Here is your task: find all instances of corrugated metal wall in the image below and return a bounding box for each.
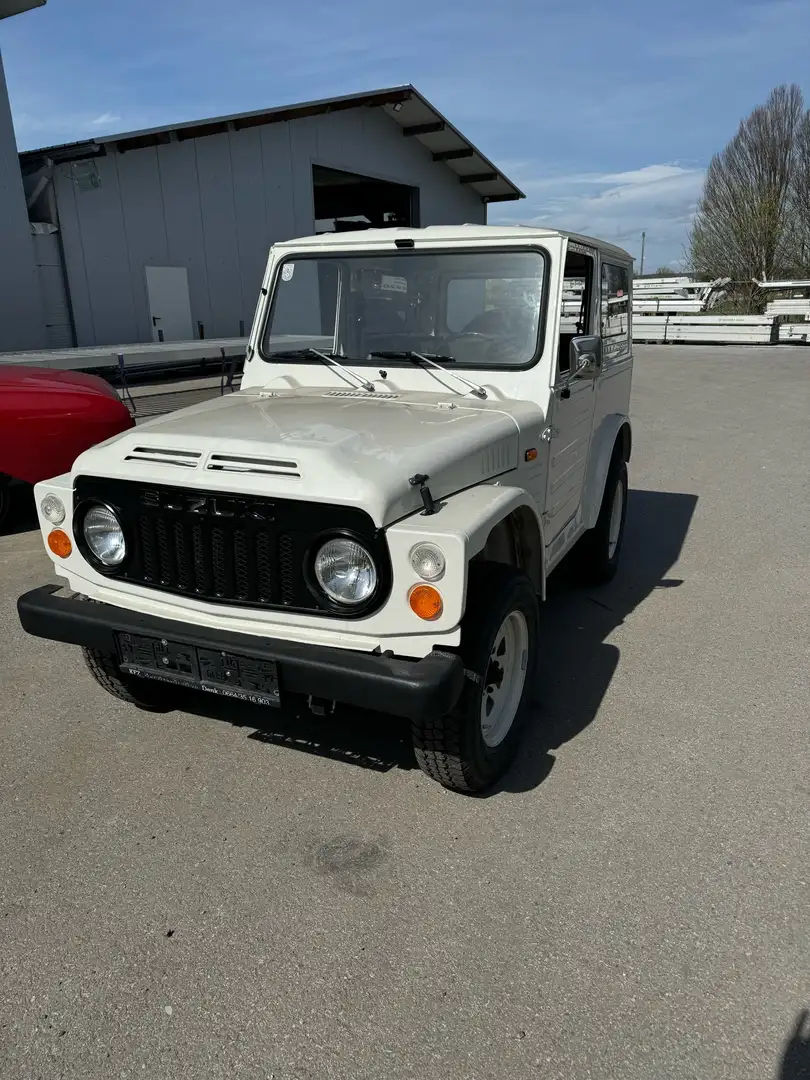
[32,227,74,348]
[53,106,486,347]
[0,51,47,351]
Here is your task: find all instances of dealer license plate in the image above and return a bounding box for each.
[116,632,280,707]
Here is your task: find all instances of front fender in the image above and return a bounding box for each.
[581,413,631,530]
[386,484,546,623]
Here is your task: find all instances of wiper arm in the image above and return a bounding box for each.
[370,351,487,400]
[267,348,374,393]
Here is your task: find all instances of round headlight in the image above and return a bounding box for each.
[83,504,126,567]
[41,494,66,526]
[410,543,445,582]
[314,538,377,605]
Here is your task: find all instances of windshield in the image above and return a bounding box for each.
[261,249,546,369]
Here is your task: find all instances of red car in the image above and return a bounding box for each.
[0,366,134,531]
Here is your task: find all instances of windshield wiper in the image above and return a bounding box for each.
[266,348,374,393]
[370,350,487,400]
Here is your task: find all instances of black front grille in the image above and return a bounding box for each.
[73,477,391,618]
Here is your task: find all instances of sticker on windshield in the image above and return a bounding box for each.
[281,263,295,282]
[380,274,407,293]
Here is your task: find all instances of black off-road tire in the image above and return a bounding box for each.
[411,562,539,794]
[82,647,178,712]
[575,454,628,585]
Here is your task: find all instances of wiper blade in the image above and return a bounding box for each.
[369,350,487,400]
[371,349,457,363]
[267,348,374,392]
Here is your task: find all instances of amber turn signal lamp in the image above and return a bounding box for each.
[47,529,72,558]
[408,584,443,621]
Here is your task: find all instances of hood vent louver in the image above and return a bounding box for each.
[324,390,399,400]
[206,453,301,478]
[124,446,202,469]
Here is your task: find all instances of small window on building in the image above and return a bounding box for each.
[601,263,631,362]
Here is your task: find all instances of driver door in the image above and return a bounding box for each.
[543,244,599,548]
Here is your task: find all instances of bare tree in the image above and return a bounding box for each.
[790,110,810,275]
[689,85,805,290]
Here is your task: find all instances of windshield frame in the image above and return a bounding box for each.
[257,245,551,373]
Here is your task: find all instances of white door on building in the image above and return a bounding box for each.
[145,266,193,342]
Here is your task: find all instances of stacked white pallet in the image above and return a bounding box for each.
[633,315,774,345]
[634,298,706,314]
[634,276,692,293]
[755,278,810,291]
[634,277,730,307]
[765,298,810,317]
[778,323,810,343]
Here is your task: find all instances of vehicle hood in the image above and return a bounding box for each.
[74,387,525,525]
[0,364,121,400]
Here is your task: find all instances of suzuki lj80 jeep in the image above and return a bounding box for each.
[18,225,633,794]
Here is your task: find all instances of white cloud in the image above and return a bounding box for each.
[493,163,706,268]
[88,111,121,128]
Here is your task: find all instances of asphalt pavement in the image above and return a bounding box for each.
[1,344,809,1079]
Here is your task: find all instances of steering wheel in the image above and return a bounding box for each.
[451,329,529,366]
[451,331,490,343]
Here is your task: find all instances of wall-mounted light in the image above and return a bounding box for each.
[71,159,101,191]
[392,102,404,113]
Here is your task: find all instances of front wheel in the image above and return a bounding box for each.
[411,562,539,794]
[82,647,178,712]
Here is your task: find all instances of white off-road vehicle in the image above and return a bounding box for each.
[19,225,633,794]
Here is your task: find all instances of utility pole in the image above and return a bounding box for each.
[640,231,646,276]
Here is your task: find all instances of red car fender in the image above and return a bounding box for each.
[0,366,134,485]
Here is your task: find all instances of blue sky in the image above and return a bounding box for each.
[3,0,810,268]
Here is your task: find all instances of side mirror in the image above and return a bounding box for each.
[569,335,602,380]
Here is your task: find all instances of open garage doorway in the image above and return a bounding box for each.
[313,165,418,234]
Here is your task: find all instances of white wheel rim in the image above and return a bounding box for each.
[481,610,529,748]
[608,481,624,559]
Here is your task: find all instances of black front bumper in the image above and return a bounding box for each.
[17,585,464,721]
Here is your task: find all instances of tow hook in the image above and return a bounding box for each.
[308,695,336,716]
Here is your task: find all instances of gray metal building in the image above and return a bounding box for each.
[17,86,523,350]
[0,0,49,352]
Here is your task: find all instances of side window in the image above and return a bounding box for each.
[558,251,595,373]
[600,263,631,362]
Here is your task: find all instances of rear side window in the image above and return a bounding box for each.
[600,264,631,362]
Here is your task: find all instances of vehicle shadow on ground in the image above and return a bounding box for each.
[183,488,697,788]
[779,1010,810,1080]
[495,487,698,795]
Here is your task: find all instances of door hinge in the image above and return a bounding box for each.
[541,426,557,442]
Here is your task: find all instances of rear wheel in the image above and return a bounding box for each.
[575,455,628,585]
[411,562,539,794]
[82,647,178,712]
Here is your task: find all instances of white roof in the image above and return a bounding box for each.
[20,85,523,204]
[277,224,634,262]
